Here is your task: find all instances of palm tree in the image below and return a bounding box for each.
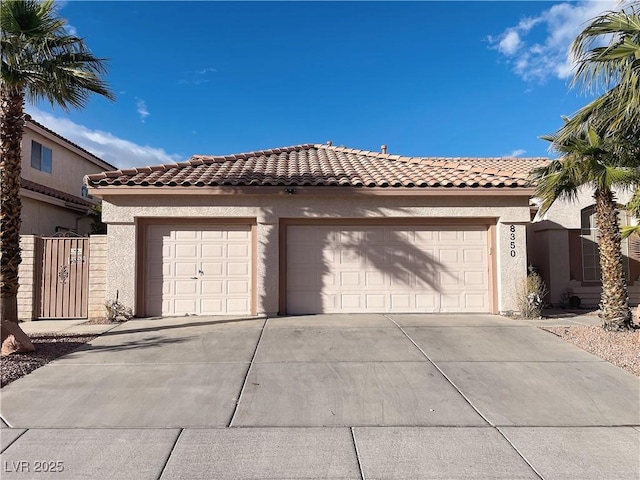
[531,126,640,331]
[1,0,113,349]
[556,2,640,143]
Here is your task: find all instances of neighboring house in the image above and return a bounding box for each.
[86,143,548,317]
[527,188,640,308]
[20,115,115,236]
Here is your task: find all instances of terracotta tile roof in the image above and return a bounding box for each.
[86,144,550,189]
[22,178,95,208]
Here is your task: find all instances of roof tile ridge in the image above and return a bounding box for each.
[320,144,422,164]
[190,144,317,164]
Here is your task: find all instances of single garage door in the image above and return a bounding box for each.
[286,225,489,314]
[145,224,252,316]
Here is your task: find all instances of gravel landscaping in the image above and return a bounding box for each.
[542,325,640,377]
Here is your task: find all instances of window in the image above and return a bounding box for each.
[31,141,52,173]
[580,205,630,282]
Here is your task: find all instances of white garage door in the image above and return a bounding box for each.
[286,225,489,314]
[145,225,252,316]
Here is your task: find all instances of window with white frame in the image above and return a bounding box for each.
[580,205,630,282]
[31,141,52,173]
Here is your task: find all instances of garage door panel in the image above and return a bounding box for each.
[175,244,197,258]
[465,271,487,287]
[228,244,249,258]
[200,298,223,314]
[465,293,487,309]
[202,262,224,276]
[287,225,489,314]
[226,298,250,314]
[174,230,197,240]
[365,271,385,286]
[174,280,197,295]
[390,294,411,310]
[175,262,198,276]
[365,294,386,309]
[228,280,250,294]
[145,224,252,316]
[227,262,249,276]
[202,244,223,258]
[416,294,436,309]
[201,280,224,294]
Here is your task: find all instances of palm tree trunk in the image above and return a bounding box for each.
[595,188,633,331]
[0,85,24,324]
[0,85,36,353]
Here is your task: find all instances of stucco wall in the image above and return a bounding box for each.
[100,193,533,316]
[21,195,93,236]
[21,127,108,198]
[533,187,635,229]
[531,186,639,306]
[17,236,39,321]
[88,235,108,320]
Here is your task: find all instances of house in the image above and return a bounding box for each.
[20,115,115,236]
[527,188,640,308]
[86,143,549,317]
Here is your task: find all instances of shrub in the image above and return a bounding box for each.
[516,266,548,319]
[104,292,133,322]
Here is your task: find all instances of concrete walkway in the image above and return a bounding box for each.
[1,314,638,479]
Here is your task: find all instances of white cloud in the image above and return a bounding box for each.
[26,107,184,169]
[488,0,625,83]
[179,67,217,85]
[497,30,522,55]
[136,98,150,123]
[506,149,527,157]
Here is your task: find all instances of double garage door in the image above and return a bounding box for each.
[144,223,490,316]
[286,225,490,314]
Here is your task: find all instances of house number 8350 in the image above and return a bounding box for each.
[509,225,516,257]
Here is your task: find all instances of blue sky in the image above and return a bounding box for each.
[28,1,625,169]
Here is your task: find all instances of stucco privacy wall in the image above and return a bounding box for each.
[101,194,531,315]
[87,235,108,319]
[17,236,38,321]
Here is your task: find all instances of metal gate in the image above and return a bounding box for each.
[39,236,90,319]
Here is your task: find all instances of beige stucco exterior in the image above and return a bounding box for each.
[99,192,532,316]
[528,187,640,306]
[20,119,114,235]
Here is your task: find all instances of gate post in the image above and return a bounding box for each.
[17,235,42,322]
[88,235,108,320]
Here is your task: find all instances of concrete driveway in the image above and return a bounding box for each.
[1,313,639,479]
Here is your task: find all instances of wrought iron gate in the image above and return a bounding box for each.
[39,236,90,319]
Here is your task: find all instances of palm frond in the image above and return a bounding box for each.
[1,0,114,108]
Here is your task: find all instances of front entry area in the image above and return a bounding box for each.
[144,224,253,316]
[285,224,491,314]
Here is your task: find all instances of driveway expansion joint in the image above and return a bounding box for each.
[350,427,366,480]
[228,317,269,427]
[156,428,183,480]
